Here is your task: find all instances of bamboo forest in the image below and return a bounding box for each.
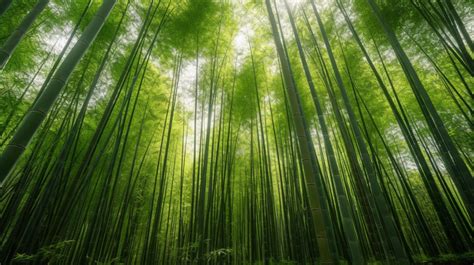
[0,0,473,264]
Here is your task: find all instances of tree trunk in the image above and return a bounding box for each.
[284,1,364,263]
[0,0,117,186]
[0,0,50,69]
[0,0,13,16]
[265,0,336,264]
[367,0,474,222]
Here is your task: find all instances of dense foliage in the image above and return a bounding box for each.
[0,0,472,264]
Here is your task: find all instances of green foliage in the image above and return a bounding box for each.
[12,240,75,264]
[0,0,472,264]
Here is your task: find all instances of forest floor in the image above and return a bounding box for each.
[413,251,474,265]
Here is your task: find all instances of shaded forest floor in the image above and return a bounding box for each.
[10,253,474,265]
[413,251,474,265]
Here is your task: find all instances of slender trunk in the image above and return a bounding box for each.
[311,2,409,263]
[0,0,13,16]
[284,2,364,264]
[265,1,336,263]
[367,0,474,222]
[0,0,117,186]
[0,0,50,69]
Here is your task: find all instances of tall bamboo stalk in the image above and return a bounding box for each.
[0,0,117,186]
[0,0,50,69]
[366,0,474,222]
[265,0,336,263]
[0,0,13,16]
